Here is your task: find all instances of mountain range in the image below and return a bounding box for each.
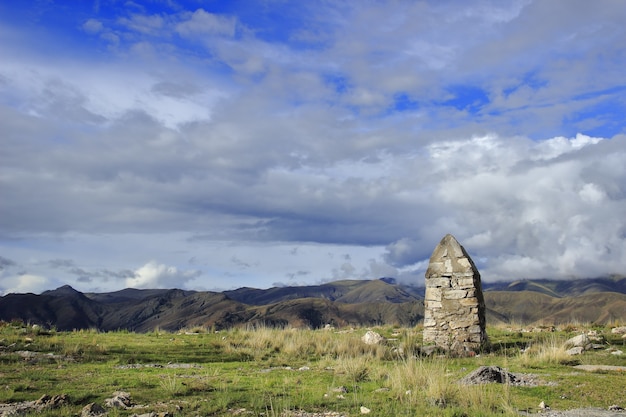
[1,276,625,332]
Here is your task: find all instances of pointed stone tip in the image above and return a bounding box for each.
[428,234,469,265]
[439,234,462,251]
[441,233,458,243]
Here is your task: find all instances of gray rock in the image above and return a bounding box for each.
[564,334,591,349]
[610,326,626,334]
[361,330,384,345]
[565,346,584,355]
[82,402,107,417]
[104,391,133,409]
[459,366,540,387]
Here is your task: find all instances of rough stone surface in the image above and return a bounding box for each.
[361,330,384,345]
[105,391,133,409]
[565,346,584,356]
[423,234,488,354]
[82,402,107,417]
[459,366,541,387]
[611,326,626,334]
[0,394,69,416]
[564,334,591,349]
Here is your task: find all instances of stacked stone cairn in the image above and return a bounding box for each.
[423,234,488,355]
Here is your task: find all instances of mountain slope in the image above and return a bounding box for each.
[485,291,626,324]
[1,277,626,331]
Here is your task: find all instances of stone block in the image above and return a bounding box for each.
[443,289,467,299]
[425,288,442,301]
[423,318,436,327]
[459,297,478,306]
[425,277,451,288]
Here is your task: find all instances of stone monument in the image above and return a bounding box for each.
[423,234,488,354]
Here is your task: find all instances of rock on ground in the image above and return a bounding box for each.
[361,330,384,345]
[520,408,625,417]
[610,326,626,334]
[459,366,540,386]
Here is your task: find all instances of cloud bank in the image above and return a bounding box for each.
[0,1,625,294]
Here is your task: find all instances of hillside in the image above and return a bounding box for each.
[1,277,625,331]
[483,274,626,297]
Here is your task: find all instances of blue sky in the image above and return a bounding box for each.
[1,0,625,294]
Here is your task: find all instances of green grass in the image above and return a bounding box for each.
[0,321,624,416]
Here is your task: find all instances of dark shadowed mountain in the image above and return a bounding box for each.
[1,276,625,331]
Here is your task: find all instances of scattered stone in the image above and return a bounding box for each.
[361,330,384,345]
[298,366,310,371]
[14,350,73,363]
[130,412,173,417]
[611,326,626,335]
[564,334,591,349]
[114,363,200,369]
[565,346,584,356]
[0,393,69,416]
[459,366,540,387]
[423,234,488,355]
[105,391,133,409]
[281,411,347,417]
[610,350,623,356]
[608,405,624,411]
[82,402,107,417]
[539,401,550,410]
[359,406,371,414]
[35,394,69,408]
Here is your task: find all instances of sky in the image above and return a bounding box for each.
[1,0,626,295]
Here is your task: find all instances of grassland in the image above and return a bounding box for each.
[0,321,624,416]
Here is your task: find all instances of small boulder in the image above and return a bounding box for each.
[459,366,518,385]
[563,334,591,349]
[82,403,107,417]
[105,391,133,409]
[361,330,384,345]
[611,326,626,334]
[565,346,584,355]
[35,394,69,409]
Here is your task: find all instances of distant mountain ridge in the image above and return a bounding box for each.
[1,276,625,331]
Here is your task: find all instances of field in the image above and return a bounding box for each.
[0,321,624,416]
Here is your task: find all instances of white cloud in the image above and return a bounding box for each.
[1,1,625,294]
[176,9,237,38]
[0,274,50,295]
[82,19,103,34]
[126,261,201,289]
[118,14,165,35]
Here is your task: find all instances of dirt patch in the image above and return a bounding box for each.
[573,365,626,372]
